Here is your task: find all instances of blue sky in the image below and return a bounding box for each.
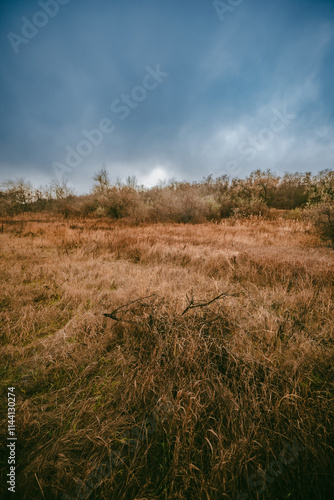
[0,0,333,193]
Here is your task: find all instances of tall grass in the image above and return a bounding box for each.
[0,216,333,499]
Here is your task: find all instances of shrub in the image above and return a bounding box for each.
[149,186,216,223]
[104,186,141,219]
[308,203,334,246]
[231,196,269,218]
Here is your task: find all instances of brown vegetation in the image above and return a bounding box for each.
[2,169,334,249]
[0,213,333,499]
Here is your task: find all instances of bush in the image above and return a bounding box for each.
[149,187,218,223]
[308,203,334,246]
[231,196,269,218]
[104,186,141,219]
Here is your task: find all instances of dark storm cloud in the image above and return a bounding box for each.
[0,0,333,192]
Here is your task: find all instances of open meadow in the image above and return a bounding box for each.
[0,214,333,499]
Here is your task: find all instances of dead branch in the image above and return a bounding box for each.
[103,293,157,321]
[181,290,240,315]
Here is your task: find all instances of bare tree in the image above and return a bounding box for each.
[50,177,74,200]
[92,167,111,194]
[0,178,34,214]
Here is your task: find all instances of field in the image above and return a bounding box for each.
[0,214,333,499]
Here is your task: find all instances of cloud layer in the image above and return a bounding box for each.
[1,0,333,193]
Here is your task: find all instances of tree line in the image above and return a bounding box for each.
[1,169,332,216]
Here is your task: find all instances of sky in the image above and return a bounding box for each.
[0,0,333,194]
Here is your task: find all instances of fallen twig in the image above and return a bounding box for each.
[103,293,157,321]
[181,290,240,315]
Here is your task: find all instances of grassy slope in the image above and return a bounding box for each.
[0,215,333,499]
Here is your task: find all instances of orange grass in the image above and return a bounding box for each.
[0,215,333,499]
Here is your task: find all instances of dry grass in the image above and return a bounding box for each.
[0,215,333,499]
